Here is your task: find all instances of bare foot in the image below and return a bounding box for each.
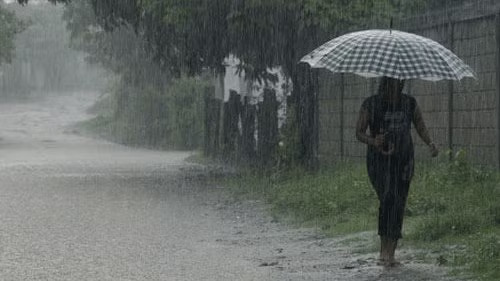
[376,258,401,267]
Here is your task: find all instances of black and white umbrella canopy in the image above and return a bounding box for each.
[300,29,476,81]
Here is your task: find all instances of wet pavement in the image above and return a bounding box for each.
[0,93,268,280]
[0,93,462,280]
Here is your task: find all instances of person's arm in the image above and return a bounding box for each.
[413,104,439,157]
[356,107,384,149]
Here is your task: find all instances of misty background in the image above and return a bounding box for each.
[0,0,108,99]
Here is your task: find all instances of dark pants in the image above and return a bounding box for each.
[367,154,413,240]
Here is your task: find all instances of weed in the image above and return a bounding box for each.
[220,150,500,280]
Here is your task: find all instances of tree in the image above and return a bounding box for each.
[17,0,431,166]
[15,0,431,76]
[63,0,164,83]
[62,0,208,150]
[73,0,430,167]
[0,3,24,66]
[63,0,170,120]
[1,1,106,97]
[225,0,429,167]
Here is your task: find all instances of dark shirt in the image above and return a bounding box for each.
[361,94,416,160]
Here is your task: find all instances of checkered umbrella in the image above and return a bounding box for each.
[300,29,475,81]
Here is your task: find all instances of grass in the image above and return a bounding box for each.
[223,163,378,232]
[219,150,500,281]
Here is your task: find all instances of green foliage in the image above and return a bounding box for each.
[81,77,208,150]
[17,0,69,4]
[1,2,107,97]
[61,0,435,166]
[63,0,432,81]
[224,163,377,233]
[276,108,302,169]
[410,211,480,242]
[273,165,375,224]
[468,234,500,281]
[406,151,500,280]
[64,0,165,85]
[15,0,431,82]
[0,4,24,66]
[447,149,493,184]
[164,78,208,149]
[222,150,500,280]
[408,150,499,240]
[65,0,207,150]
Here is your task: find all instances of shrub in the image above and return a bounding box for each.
[81,76,208,150]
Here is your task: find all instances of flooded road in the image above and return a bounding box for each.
[0,93,459,280]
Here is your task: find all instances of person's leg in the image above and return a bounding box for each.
[379,236,390,261]
[383,179,410,265]
[385,238,399,266]
[378,236,400,265]
[373,182,389,262]
[367,160,384,261]
[377,167,410,265]
[378,183,395,259]
[367,156,398,264]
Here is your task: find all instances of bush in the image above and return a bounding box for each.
[80,76,208,150]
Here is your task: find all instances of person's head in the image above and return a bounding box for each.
[378,77,405,99]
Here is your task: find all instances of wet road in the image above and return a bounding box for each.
[0,93,460,281]
[0,93,271,280]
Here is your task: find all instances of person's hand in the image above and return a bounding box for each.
[373,134,385,150]
[372,133,395,155]
[429,142,439,157]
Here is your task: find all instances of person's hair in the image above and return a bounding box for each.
[378,77,405,95]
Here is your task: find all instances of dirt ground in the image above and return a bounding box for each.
[187,162,465,281]
[0,92,466,280]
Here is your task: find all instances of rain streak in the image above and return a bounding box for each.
[0,0,498,280]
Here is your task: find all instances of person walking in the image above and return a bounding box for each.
[355,77,439,266]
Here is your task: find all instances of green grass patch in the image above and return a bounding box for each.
[220,150,500,281]
[223,164,378,234]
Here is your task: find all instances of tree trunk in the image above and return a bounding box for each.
[239,96,257,163]
[222,90,241,160]
[204,86,217,156]
[291,63,319,170]
[257,88,279,167]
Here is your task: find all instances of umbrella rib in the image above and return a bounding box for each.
[392,33,404,80]
[431,42,475,80]
[402,33,431,80]
[332,31,386,76]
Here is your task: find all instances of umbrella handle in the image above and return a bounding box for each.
[381,142,395,156]
[379,129,394,155]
